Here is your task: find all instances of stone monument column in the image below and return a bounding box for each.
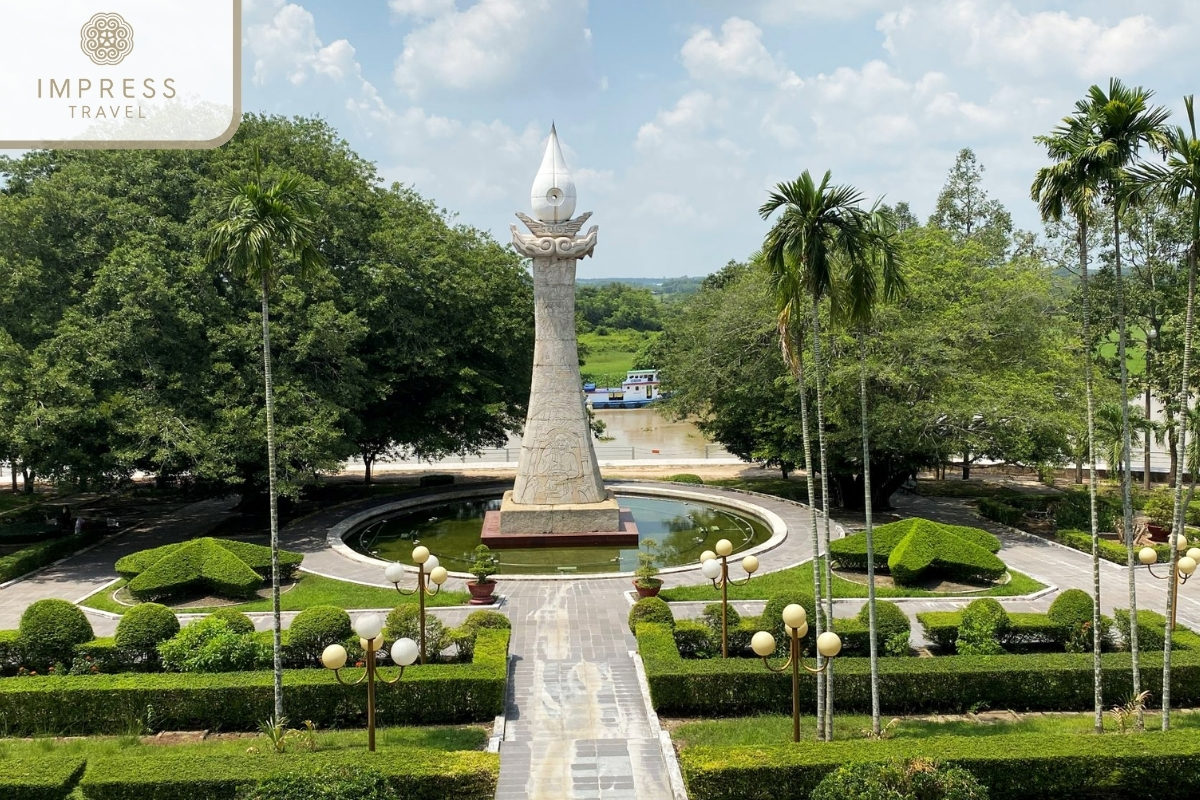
[497,125,622,536]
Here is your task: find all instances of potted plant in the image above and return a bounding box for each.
[634,538,663,598]
[467,544,499,605]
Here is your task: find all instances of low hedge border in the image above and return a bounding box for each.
[916,610,1129,653]
[679,730,1200,800]
[1057,529,1171,565]
[0,629,509,735]
[0,528,108,584]
[636,623,1200,716]
[77,747,499,800]
[0,756,87,800]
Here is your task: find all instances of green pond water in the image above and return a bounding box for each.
[350,495,771,575]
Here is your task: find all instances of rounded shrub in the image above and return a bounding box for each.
[628,596,675,633]
[956,598,1008,656]
[158,616,266,673]
[18,598,94,670]
[858,600,911,655]
[673,619,717,658]
[115,602,180,662]
[384,605,449,659]
[208,607,256,635]
[287,606,352,662]
[463,610,511,631]
[811,758,988,800]
[665,474,704,485]
[700,602,740,632]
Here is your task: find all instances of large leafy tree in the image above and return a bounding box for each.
[930,148,1014,265]
[208,149,325,722]
[1131,95,1200,730]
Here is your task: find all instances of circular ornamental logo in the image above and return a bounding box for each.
[80,13,134,66]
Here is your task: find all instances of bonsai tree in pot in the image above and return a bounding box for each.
[634,538,663,598]
[467,544,499,605]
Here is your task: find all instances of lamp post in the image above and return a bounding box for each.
[1144,326,1157,490]
[1139,534,1199,630]
[320,613,418,752]
[699,538,760,658]
[750,603,842,742]
[386,545,448,665]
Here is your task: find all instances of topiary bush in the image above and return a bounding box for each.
[1048,589,1094,652]
[956,599,1008,656]
[888,522,1006,587]
[673,619,718,658]
[629,597,675,633]
[384,605,450,659]
[762,592,818,649]
[18,598,94,670]
[810,758,989,800]
[977,498,1023,527]
[287,606,352,664]
[158,616,267,673]
[665,474,705,484]
[448,611,511,661]
[115,603,180,665]
[700,602,740,633]
[208,607,257,635]
[117,537,304,602]
[857,601,910,656]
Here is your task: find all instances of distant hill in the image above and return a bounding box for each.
[576,276,704,300]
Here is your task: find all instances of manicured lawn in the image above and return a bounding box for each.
[705,477,813,504]
[0,492,46,514]
[0,724,488,760]
[79,572,469,615]
[670,710,1200,747]
[659,558,1046,602]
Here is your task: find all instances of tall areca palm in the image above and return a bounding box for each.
[1032,123,1106,731]
[760,170,875,740]
[1067,80,1169,720]
[1131,95,1200,730]
[838,206,905,735]
[208,150,325,720]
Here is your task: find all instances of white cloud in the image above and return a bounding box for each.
[878,2,1185,81]
[389,0,456,18]
[680,17,800,87]
[636,91,718,151]
[392,0,591,97]
[246,3,357,85]
[755,0,888,23]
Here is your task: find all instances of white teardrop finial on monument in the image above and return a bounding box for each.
[530,123,577,223]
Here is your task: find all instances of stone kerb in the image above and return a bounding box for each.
[324,482,790,582]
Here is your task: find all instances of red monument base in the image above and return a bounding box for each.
[481,508,639,548]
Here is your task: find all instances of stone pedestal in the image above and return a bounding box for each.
[500,211,621,539]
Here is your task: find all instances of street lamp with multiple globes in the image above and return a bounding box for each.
[751,603,841,743]
[385,545,448,665]
[319,613,419,752]
[1139,533,1199,630]
[699,538,760,658]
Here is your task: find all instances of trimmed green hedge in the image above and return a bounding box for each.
[1056,529,1170,565]
[829,518,1004,586]
[918,611,1062,652]
[117,538,303,602]
[0,630,509,735]
[0,756,87,800]
[1115,608,1200,651]
[77,748,498,800]
[679,730,1200,800]
[976,498,1023,527]
[0,528,107,584]
[636,623,1200,716]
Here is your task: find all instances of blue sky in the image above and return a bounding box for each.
[238,1,1196,277]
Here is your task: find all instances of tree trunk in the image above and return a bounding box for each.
[9,461,16,494]
[1169,423,1179,488]
[1078,217,1104,733]
[810,299,835,740]
[261,273,284,722]
[779,322,825,740]
[1075,458,1083,484]
[1113,204,1142,728]
[1144,368,1153,490]
[1164,241,1197,730]
[363,452,374,486]
[22,468,33,495]
[859,334,882,734]
[962,456,970,481]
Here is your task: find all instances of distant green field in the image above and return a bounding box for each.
[579,329,652,385]
[1096,329,1147,375]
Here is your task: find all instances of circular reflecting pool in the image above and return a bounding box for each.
[349,495,771,575]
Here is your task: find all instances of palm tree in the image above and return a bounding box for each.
[839,206,905,735]
[760,170,876,740]
[208,148,325,720]
[1032,126,1106,731]
[1068,80,1170,721]
[1130,95,1200,730]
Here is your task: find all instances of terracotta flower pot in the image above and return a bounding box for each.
[467,580,496,605]
[634,578,663,598]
